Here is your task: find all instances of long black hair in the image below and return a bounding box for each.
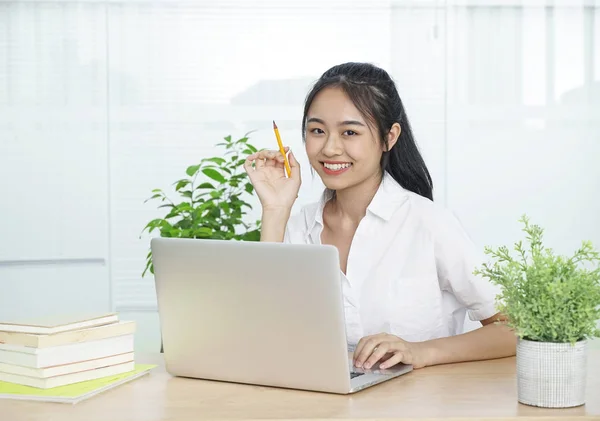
[302,62,433,201]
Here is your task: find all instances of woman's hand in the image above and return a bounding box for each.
[353,333,429,370]
[244,147,301,212]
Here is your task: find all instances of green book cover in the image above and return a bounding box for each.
[0,364,156,404]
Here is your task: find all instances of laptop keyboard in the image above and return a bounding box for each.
[350,371,364,379]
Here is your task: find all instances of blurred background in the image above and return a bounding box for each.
[1,0,598,352]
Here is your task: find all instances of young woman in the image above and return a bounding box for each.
[244,62,516,370]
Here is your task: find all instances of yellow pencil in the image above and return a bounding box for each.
[273,120,292,178]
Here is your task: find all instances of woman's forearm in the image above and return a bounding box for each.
[419,321,517,366]
[260,208,291,242]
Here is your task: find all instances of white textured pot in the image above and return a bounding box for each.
[516,338,587,408]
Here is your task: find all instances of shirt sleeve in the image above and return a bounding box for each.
[283,224,292,244]
[282,208,309,244]
[434,209,501,322]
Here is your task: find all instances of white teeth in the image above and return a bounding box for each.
[323,163,351,171]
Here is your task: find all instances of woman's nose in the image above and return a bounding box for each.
[322,134,343,156]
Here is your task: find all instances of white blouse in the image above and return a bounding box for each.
[284,172,500,346]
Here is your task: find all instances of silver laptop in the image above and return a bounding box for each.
[151,237,412,394]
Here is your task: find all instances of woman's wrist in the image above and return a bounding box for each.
[411,340,437,368]
[260,207,292,242]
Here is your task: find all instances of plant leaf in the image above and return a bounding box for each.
[194,227,213,237]
[144,193,163,203]
[186,165,200,177]
[174,179,191,191]
[203,157,226,165]
[203,168,226,183]
[195,182,215,190]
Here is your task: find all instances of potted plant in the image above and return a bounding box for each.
[140,132,261,277]
[474,215,600,408]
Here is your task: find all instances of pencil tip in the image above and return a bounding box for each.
[273,120,277,129]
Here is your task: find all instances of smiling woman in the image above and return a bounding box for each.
[244,62,516,371]
[301,63,432,202]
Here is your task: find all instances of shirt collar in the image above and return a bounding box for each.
[305,171,410,234]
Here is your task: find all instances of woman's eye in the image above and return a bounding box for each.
[344,130,357,136]
[310,128,325,134]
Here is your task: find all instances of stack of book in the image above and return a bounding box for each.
[0,313,138,389]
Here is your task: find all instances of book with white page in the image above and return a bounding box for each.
[0,361,136,389]
[0,352,134,378]
[0,320,135,348]
[0,313,118,335]
[0,334,134,368]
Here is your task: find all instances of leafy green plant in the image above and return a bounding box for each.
[140,133,261,277]
[474,215,600,344]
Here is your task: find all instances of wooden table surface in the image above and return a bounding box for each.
[2,349,600,421]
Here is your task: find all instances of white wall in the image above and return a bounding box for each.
[1,0,599,351]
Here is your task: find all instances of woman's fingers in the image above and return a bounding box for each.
[353,335,383,368]
[353,337,367,365]
[363,342,392,369]
[243,157,253,174]
[246,148,292,176]
[379,352,404,369]
[247,149,286,167]
[255,157,266,169]
[266,154,285,168]
[288,150,301,181]
[247,148,291,161]
[353,333,409,370]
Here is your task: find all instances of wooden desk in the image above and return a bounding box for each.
[3,350,600,421]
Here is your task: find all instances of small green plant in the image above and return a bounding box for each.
[140,133,261,277]
[474,215,600,344]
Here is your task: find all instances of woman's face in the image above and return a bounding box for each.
[304,87,386,192]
